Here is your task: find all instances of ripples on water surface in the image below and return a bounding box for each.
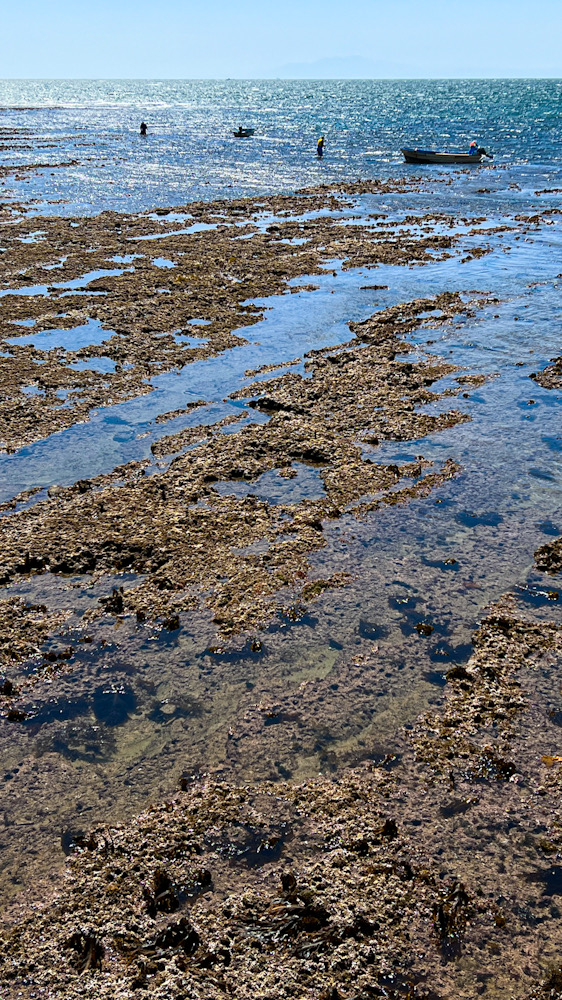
[1,79,562,902]
[1,78,561,213]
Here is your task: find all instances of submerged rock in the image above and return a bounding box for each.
[92,684,136,726]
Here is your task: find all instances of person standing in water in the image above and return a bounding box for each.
[317,136,325,158]
[140,122,147,136]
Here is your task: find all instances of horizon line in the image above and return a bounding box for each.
[1,75,561,82]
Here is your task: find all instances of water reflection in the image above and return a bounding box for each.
[1,139,562,907]
[1,79,561,217]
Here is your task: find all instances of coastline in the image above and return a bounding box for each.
[0,177,562,998]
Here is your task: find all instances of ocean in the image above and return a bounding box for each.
[0,78,561,214]
[1,79,562,934]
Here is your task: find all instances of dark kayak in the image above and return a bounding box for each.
[401,148,491,164]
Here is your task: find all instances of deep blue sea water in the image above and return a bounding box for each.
[0,78,561,214]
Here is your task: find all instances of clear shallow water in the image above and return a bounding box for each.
[2,80,562,906]
[5,317,115,351]
[0,222,560,503]
[1,79,561,214]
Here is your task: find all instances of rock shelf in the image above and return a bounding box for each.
[2,601,562,999]
[1,181,561,1000]
[0,182,497,451]
[0,290,475,704]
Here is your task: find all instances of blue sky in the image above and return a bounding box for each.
[3,0,561,78]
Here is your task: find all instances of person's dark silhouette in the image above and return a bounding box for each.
[140,122,147,136]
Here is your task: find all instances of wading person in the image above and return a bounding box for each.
[140,121,147,136]
[317,135,325,158]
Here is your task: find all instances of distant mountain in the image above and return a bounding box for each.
[272,55,410,79]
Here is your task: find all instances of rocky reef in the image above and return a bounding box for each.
[2,600,562,999]
[2,179,562,1000]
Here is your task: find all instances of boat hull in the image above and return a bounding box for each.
[401,148,483,164]
[233,129,255,138]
